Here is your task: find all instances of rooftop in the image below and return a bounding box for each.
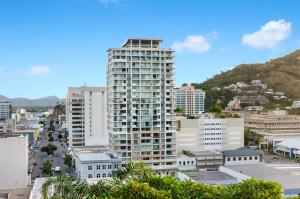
[226,163,300,190]
[223,147,260,157]
[122,38,163,48]
[276,138,300,150]
[184,171,237,185]
[77,152,112,162]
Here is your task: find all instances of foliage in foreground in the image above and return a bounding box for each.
[42,162,283,199]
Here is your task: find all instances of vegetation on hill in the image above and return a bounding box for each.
[42,162,283,199]
[191,50,300,110]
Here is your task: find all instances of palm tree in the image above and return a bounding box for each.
[114,162,153,183]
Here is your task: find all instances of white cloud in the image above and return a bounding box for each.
[242,20,291,49]
[172,35,211,53]
[28,65,51,76]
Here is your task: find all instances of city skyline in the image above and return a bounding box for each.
[1,0,300,98]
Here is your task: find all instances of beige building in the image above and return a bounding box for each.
[0,135,30,190]
[176,115,244,153]
[66,86,108,148]
[245,110,300,141]
[175,85,205,116]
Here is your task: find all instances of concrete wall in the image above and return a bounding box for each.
[0,136,29,189]
[84,90,108,146]
[224,155,260,165]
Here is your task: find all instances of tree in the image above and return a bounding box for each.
[42,162,284,199]
[182,83,188,87]
[64,154,73,168]
[40,144,57,155]
[209,104,222,113]
[42,160,53,176]
[174,107,183,114]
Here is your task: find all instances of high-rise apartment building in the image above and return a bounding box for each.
[107,38,176,174]
[0,101,12,120]
[175,85,205,116]
[66,87,108,148]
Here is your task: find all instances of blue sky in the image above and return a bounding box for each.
[0,0,300,98]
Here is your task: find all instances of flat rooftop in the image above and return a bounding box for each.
[77,152,111,162]
[226,163,300,190]
[184,171,237,185]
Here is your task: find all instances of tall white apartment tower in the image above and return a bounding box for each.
[107,38,177,174]
[175,85,205,116]
[66,87,108,148]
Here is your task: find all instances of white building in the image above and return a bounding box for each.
[223,147,261,165]
[177,154,196,170]
[74,151,122,180]
[66,86,108,148]
[176,115,244,153]
[0,135,30,189]
[275,138,300,158]
[292,101,300,109]
[175,85,205,116]
[0,101,12,120]
[107,38,177,174]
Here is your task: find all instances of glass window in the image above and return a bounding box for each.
[88,174,92,178]
[103,173,106,178]
[97,174,100,178]
[102,165,106,169]
[88,166,92,170]
[96,165,101,170]
[227,157,230,161]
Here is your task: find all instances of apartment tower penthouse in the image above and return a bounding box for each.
[107,38,176,174]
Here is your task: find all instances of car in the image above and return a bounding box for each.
[271,156,279,160]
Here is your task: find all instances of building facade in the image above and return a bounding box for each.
[66,87,108,147]
[175,85,205,116]
[107,38,176,173]
[223,147,261,165]
[0,101,12,120]
[74,151,122,180]
[0,135,29,189]
[245,111,300,141]
[176,115,244,153]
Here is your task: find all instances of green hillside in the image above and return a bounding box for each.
[199,49,300,99]
[191,50,300,111]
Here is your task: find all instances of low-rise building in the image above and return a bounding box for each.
[291,101,300,109]
[274,138,300,158]
[245,110,300,142]
[183,150,223,168]
[177,154,197,171]
[223,147,261,165]
[74,151,122,180]
[176,114,244,153]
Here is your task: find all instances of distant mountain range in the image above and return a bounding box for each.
[0,95,64,107]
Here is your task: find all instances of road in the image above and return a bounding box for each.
[30,119,68,180]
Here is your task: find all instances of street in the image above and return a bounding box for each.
[29,119,68,180]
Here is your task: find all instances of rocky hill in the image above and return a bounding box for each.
[0,95,64,107]
[199,49,300,99]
